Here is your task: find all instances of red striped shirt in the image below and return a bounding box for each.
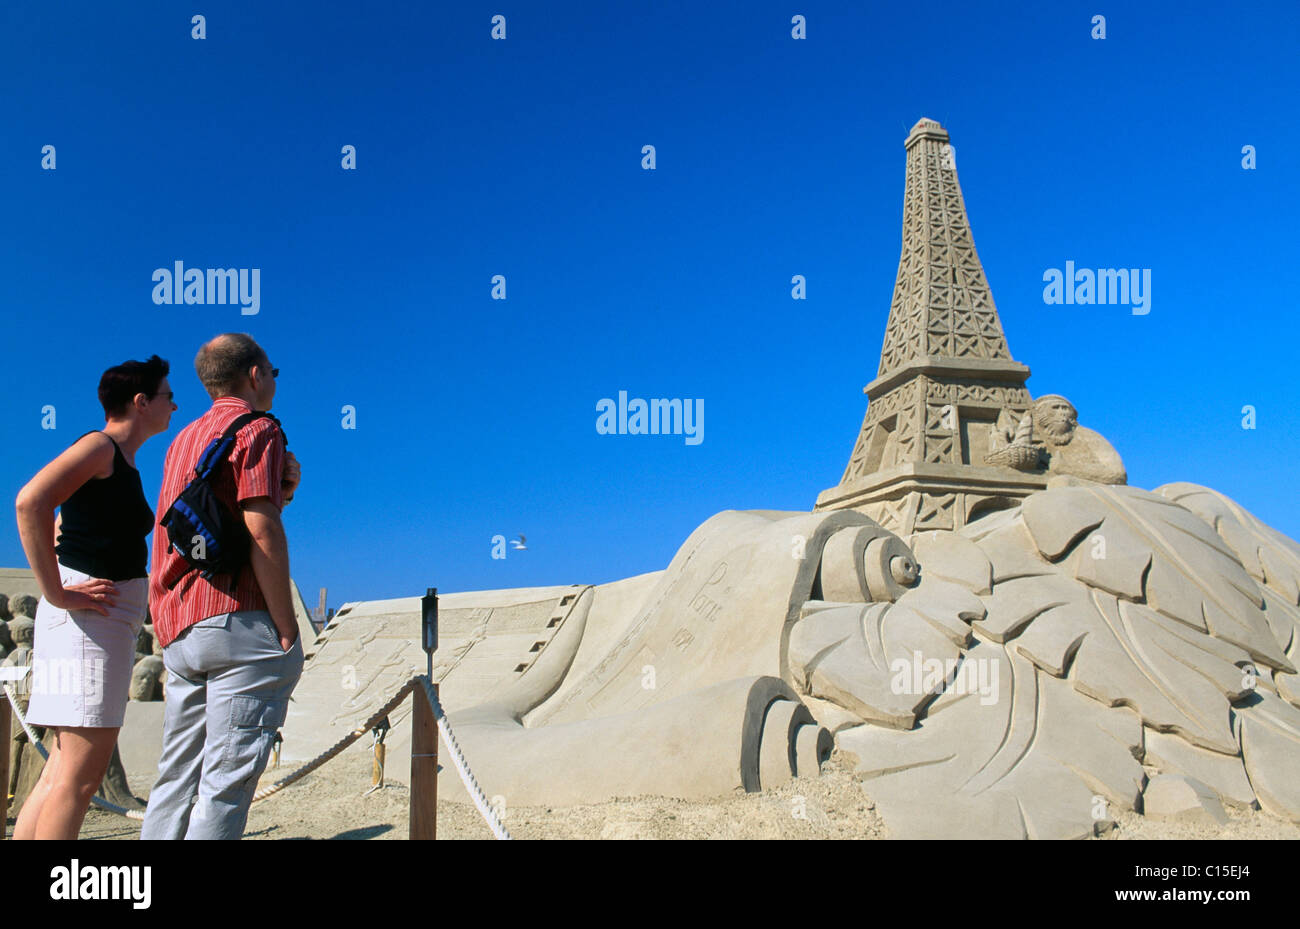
[149,397,286,648]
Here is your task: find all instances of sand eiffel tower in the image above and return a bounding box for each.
[815,118,1049,533]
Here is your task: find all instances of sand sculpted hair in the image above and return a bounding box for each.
[194,333,267,398]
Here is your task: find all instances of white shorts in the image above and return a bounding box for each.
[24,564,148,729]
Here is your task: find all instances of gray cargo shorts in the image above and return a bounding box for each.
[139,610,303,840]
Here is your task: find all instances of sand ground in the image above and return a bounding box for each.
[35,749,1300,841]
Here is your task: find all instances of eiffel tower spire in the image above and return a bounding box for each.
[816,118,1046,533]
[875,119,1024,380]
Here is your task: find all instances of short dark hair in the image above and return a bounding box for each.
[194,333,268,399]
[99,355,170,418]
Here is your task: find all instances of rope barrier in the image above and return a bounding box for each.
[418,676,511,840]
[3,674,510,838]
[249,677,419,803]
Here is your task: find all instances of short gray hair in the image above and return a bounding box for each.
[194,333,268,398]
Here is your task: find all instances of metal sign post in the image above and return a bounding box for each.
[420,587,438,680]
[413,588,440,839]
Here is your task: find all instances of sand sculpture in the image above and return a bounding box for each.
[129,656,165,702]
[8,596,37,626]
[1,617,35,698]
[127,621,165,702]
[3,615,35,803]
[0,594,11,659]
[282,118,1300,837]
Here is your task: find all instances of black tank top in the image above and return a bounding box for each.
[54,432,155,581]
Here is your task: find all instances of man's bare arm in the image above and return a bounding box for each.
[243,497,296,650]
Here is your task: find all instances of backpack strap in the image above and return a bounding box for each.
[192,412,279,479]
[166,411,286,595]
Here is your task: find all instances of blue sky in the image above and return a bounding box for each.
[3,1,1297,609]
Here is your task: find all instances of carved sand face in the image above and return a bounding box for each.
[1035,397,1077,445]
[11,618,34,647]
[130,667,157,701]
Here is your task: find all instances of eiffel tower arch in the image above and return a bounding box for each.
[816,118,1049,533]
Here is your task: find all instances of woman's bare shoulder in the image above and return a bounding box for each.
[17,431,116,506]
[63,431,116,477]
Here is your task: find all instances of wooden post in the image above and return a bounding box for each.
[409,682,438,840]
[1,696,10,840]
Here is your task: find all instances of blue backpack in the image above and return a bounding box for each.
[161,411,286,592]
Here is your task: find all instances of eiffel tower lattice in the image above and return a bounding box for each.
[815,118,1048,533]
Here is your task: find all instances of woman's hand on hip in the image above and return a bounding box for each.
[52,577,120,615]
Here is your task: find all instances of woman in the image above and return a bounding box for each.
[12,354,176,839]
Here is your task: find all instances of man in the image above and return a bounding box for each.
[140,333,303,839]
[986,395,1127,485]
[1030,394,1127,485]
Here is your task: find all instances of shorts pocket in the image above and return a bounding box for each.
[222,695,289,793]
[36,597,71,630]
[49,568,90,626]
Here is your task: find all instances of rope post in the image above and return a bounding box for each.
[410,680,438,840]
[1,694,9,840]
[371,716,390,788]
